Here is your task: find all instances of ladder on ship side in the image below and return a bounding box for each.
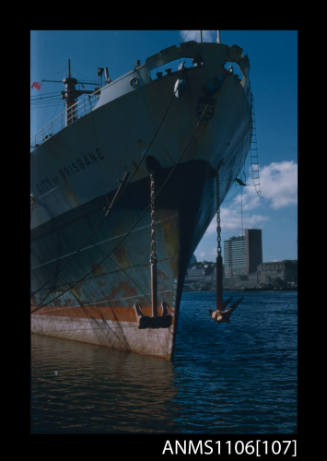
[249,92,262,197]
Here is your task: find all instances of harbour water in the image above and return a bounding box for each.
[31,290,297,434]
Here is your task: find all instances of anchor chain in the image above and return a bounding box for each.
[216,173,222,259]
[209,170,243,322]
[216,172,223,310]
[150,172,157,265]
[150,172,158,318]
[133,171,172,329]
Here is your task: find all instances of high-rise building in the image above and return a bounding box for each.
[224,236,246,277]
[224,229,263,278]
[245,229,263,274]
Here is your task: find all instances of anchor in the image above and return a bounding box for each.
[134,170,172,329]
[209,170,242,323]
[134,301,172,329]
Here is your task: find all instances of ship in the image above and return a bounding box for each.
[31,38,252,360]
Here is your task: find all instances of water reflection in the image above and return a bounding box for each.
[31,291,297,434]
[31,334,178,433]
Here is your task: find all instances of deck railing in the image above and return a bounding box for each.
[30,89,101,149]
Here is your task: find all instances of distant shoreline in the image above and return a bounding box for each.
[183,286,298,293]
[184,260,297,293]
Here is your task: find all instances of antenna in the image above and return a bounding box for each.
[42,58,99,127]
[68,57,71,78]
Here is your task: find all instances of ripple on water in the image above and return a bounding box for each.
[31,291,297,434]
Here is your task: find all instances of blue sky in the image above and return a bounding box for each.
[30,29,297,263]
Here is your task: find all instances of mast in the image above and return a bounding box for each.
[62,59,98,126]
[42,58,98,127]
[63,58,79,125]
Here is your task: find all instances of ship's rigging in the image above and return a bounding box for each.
[41,58,100,127]
[31,69,218,314]
[30,39,255,358]
[249,89,262,197]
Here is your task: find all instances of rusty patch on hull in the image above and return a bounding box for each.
[31,304,175,323]
[31,304,175,359]
[31,160,227,358]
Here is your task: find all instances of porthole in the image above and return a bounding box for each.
[130,78,139,88]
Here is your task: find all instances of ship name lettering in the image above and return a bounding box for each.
[35,148,105,194]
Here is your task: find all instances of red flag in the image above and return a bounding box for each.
[31,81,41,90]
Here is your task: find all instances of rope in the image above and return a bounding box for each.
[32,79,210,313]
[31,90,176,303]
[32,89,177,312]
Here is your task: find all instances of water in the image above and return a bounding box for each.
[31,291,297,434]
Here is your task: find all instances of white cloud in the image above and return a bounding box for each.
[233,187,260,212]
[206,207,268,234]
[231,161,297,213]
[195,161,297,261]
[180,30,218,43]
[260,161,297,209]
[203,160,297,234]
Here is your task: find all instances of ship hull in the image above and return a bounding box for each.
[31,159,217,358]
[31,42,252,359]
